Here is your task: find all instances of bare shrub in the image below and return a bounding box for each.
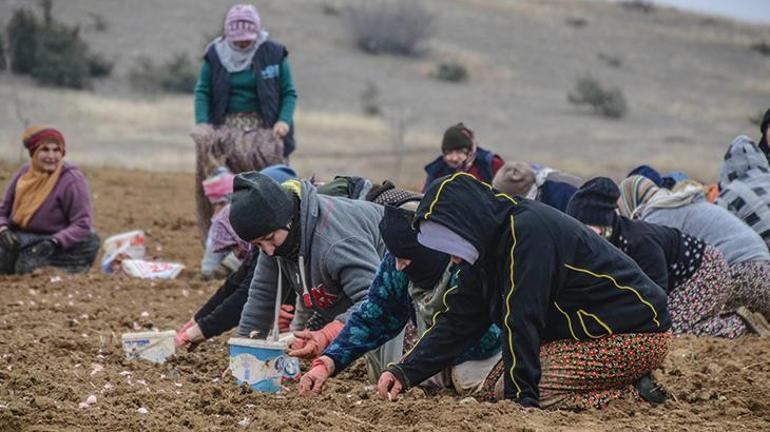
[129,53,198,94]
[597,53,622,68]
[361,81,382,116]
[565,17,588,28]
[751,42,770,56]
[432,60,469,83]
[87,12,108,32]
[6,2,111,87]
[0,32,6,71]
[348,0,434,56]
[568,76,628,119]
[621,0,655,13]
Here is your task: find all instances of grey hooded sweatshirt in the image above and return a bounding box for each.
[237,180,386,336]
[716,135,770,248]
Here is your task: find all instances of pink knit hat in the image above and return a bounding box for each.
[224,4,261,42]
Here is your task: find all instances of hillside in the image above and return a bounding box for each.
[0,0,769,183]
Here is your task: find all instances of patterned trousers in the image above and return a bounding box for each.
[0,230,100,275]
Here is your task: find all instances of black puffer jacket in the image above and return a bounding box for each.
[387,173,671,407]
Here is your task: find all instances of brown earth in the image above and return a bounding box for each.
[1,164,770,431]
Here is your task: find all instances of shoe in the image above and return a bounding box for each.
[634,374,666,405]
[736,306,770,338]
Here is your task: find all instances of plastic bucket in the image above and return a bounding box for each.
[228,337,300,393]
[121,330,176,364]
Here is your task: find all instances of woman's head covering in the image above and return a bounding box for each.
[209,204,253,254]
[203,167,236,205]
[260,164,297,185]
[718,135,769,188]
[627,164,662,187]
[415,172,512,262]
[618,175,659,219]
[441,123,478,171]
[212,4,269,73]
[492,161,536,197]
[565,177,620,227]
[229,171,296,242]
[22,125,65,157]
[379,205,450,289]
[224,4,261,42]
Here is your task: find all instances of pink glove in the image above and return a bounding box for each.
[298,356,334,396]
[286,320,344,359]
[278,305,294,333]
[174,323,205,352]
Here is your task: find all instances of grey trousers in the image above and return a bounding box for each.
[0,230,100,275]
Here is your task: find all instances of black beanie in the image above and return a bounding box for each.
[228,171,295,242]
[566,177,620,227]
[441,123,474,153]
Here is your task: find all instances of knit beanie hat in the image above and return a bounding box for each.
[22,125,65,157]
[627,165,662,187]
[761,108,770,136]
[492,161,536,196]
[566,177,620,227]
[441,123,474,153]
[260,164,297,185]
[224,4,261,43]
[228,171,295,242]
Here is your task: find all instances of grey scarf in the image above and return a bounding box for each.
[210,31,269,73]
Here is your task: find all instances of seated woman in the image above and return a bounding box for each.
[620,175,770,322]
[298,205,501,398]
[492,161,582,212]
[0,126,99,275]
[716,136,770,249]
[567,177,750,337]
[422,123,504,192]
[379,173,671,410]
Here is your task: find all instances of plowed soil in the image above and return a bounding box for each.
[1,165,769,431]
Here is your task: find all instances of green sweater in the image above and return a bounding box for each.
[194,57,297,125]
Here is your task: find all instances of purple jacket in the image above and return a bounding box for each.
[0,162,93,249]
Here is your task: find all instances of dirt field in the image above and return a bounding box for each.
[0,164,768,432]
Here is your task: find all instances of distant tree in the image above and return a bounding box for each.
[0,32,7,71]
[7,8,40,75]
[568,76,628,119]
[348,0,434,56]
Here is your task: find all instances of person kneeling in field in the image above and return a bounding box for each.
[568,177,758,337]
[298,205,502,396]
[0,126,99,275]
[229,172,388,358]
[377,173,672,409]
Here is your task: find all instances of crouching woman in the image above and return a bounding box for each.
[0,126,100,274]
[379,173,672,410]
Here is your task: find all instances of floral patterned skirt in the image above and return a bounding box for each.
[668,245,748,338]
[479,332,671,410]
[730,260,770,320]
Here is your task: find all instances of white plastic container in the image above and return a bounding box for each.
[120,259,185,280]
[121,330,176,364]
[228,337,300,393]
[101,230,146,273]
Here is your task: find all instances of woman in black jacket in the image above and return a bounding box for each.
[378,173,672,410]
[566,177,750,338]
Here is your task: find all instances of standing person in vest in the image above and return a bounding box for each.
[191,3,297,241]
[0,126,100,275]
[379,173,671,409]
[422,123,504,192]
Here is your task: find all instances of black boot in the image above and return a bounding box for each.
[634,374,667,405]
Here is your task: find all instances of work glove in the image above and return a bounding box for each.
[298,356,334,396]
[173,322,205,351]
[278,304,294,333]
[0,228,19,251]
[286,320,344,359]
[27,239,57,259]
